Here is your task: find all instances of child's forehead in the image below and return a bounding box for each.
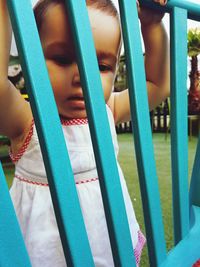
[41,4,121,58]
[42,3,120,28]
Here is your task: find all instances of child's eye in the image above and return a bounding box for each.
[99,64,112,72]
[52,56,71,66]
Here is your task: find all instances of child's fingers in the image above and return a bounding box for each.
[154,0,168,6]
[160,0,167,6]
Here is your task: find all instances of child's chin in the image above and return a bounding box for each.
[60,110,87,120]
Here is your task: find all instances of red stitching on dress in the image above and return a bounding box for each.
[193,260,200,267]
[61,118,88,126]
[61,105,110,125]
[76,178,98,185]
[15,175,98,186]
[15,175,49,187]
[9,117,88,162]
[134,230,146,266]
[9,119,34,163]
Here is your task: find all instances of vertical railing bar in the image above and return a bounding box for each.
[65,1,136,266]
[0,163,31,266]
[118,0,167,266]
[7,0,95,266]
[2,0,200,266]
[170,7,189,244]
[189,136,200,208]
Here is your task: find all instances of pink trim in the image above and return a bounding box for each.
[9,120,34,163]
[134,230,146,266]
[193,260,200,267]
[76,178,98,185]
[9,117,88,163]
[61,118,88,126]
[14,175,98,186]
[15,175,49,187]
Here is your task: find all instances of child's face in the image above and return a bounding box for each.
[40,4,121,119]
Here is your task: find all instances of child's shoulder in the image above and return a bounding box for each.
[107,93,115,116]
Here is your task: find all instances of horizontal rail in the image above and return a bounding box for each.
[140,0,200,21]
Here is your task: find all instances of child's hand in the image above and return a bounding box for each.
[137,0,167,26]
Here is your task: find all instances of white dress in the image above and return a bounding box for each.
[10,106,145,267]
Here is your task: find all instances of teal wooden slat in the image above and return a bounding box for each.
[190,137,200,208]
[161,206,200,267]
[118,0,167,266]
[0,163,31,267]
[170,7,189,244]
[7,0,94,266]
[3,0,200,266]
[64,1,136,266]
[140,0,200,21]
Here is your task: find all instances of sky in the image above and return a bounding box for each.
[11,0,200,55]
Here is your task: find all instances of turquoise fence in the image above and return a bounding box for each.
[0,0,200,266]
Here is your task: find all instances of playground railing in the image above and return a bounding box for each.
[0,0,200,266]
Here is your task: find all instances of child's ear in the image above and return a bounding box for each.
[113,65,119,85]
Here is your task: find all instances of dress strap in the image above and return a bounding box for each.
[9,119,34,163]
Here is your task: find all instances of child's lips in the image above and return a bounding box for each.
[67,95,85,108]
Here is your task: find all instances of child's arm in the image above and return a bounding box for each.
[0,1,32,142]
[109,0,170,124]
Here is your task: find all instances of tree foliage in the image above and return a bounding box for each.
[188,28,200,57]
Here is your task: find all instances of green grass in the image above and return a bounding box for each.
[1,133,198,266]
[117,133,198,266]
[3,165,15,188]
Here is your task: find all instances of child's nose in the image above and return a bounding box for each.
[72,64,81,86]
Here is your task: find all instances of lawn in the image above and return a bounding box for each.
[117,133,198,266]
[1,133,198,266]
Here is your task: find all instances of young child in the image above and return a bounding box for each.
[0,0,169,266]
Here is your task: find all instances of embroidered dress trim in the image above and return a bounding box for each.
[9,119,34,163]
[134,230,146,266]
[193,259,200,267]
[61,118,88,126]
[15,174,98,186]
[76,178,98,185]
[15,175,49,186]
[9,117,88,163]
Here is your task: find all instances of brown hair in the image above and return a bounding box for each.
[34,0,119,34]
